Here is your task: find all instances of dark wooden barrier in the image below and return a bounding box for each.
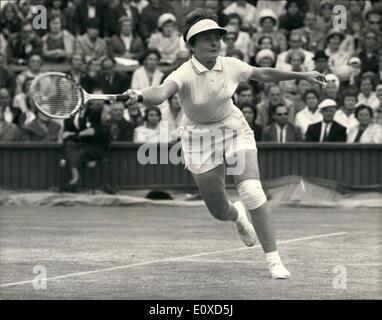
[0,142,381,190]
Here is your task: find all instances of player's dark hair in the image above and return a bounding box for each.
[183,8,219,44]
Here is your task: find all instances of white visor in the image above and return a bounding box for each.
[186,19,226,42]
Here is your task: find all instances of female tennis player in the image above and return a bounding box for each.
[125,8,326,279]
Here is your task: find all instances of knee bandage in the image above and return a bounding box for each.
[237,179,267,210]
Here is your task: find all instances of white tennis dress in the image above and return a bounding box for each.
[164,55,258,174]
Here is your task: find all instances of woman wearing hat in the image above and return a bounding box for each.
[148,13,181,65]
[251,9,287,54]
[125,8,326,279]
[325,29,352,81]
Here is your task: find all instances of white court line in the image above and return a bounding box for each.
[181,260,382,267]
[0,232,347,288]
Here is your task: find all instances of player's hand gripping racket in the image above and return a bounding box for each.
[29,72,130,119]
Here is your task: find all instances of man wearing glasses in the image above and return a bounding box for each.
[262,104,303,142]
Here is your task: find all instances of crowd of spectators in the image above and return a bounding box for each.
[1,0,382,146]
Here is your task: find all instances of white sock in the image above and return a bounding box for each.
[265,251,282,265]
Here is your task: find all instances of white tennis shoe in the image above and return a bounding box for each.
[268,262,291,279]
[233,201,256,247]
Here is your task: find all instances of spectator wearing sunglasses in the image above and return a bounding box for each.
[262,104,303,143]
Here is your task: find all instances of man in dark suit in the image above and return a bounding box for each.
[96,57,131,94]
[305,99,347,142]
[262,105,303,142]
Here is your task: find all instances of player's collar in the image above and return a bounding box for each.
[191,55,222,74]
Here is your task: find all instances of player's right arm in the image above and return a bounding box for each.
[125,81,178,106]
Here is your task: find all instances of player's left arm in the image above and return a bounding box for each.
[249,67,326,86]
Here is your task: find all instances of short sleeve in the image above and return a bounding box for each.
[225,57,253,83]
[164,64,188,90]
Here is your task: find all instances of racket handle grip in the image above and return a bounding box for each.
[114,94,130,102]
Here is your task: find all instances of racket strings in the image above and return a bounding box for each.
[30,74,82,117]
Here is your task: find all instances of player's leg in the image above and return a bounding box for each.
[229,149,290,279]
[192,164,256,246]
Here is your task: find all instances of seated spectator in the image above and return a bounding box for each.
[322,73,341,106]
[108,0,141,36]
[241,103,262,141]
[0,53,16,97]
[280,53,309,100]
[12,78,36,125]
[256,84,296,127]
[62,101,112,189]
[250,35,276,62]
[6,20,43,65]
[313,50,332,75]
[287,78,313,113]
[223,0,258,32]
[347,104,382,143]
[276,32,315,72]
[42,14,74,63]
[357,73,380,111]
[374,84,382,126]
[221,26,240,58]
[305,99,347,142]
[0,2,22,39]
[108,16,145,62]
[363,8,382,49]
[66,53,95,92]
[256,0,287,19]
[251,9,287,54]
[0,33,7,63]
[74,18,107,64]
[139,0,175,41]
[124,101,144,129]
[294,12,326,52]
[325,29,352,81]
[0,103,21,142]
[45,0,72,34]
[131,49,164,91]
[15,54,42,94]
[316,0,333,34]
[278,0,304,37]
[254,49,276,67]
[294,89,323,138]
[358,31,380,74]
[75,0,111,37]
[262,105,303,142]
[235,82,256,108]
[0,88,23,126]
[161,93,183,142]
[344,57,362,90]
[148,13,181,66]
[334,88,359,133]
[226,48,245,61]
[20,109,62,142]
[85,57,100,89]
[108,101,134,142]
[134,105,169,143]
[96,57,131,94]
[129,0,149,14]
[223,13,251,62]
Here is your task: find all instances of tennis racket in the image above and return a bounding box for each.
[29,72,130,119]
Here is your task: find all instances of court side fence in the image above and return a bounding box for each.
[0,143,381,191]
